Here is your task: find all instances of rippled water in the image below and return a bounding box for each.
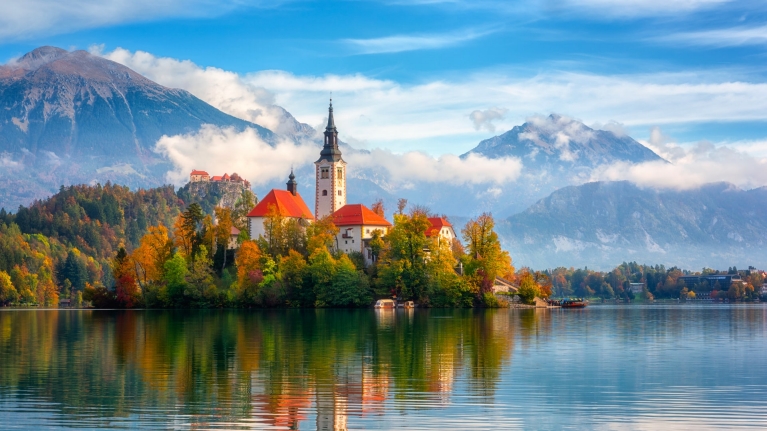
[1,305,767,429]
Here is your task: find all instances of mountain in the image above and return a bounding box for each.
[454,114,666,217]
[498,181,767,270]
[0,47,273,209]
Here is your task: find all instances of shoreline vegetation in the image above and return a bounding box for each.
[0,183,764,310]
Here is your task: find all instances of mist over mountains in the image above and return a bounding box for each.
[1,46,764,269]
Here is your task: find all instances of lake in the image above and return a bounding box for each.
[1,305,767,430]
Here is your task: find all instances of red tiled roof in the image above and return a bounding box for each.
[191,169,209,176]
[246,189,314,220]
[332,204,392,227]
[222,173,230,180]
[426,217,452,237]
[230,226,240,236]
[211,175,223,181]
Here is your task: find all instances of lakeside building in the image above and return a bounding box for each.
[426,217,456,244]
[678,274,743,290]
[246,171,313,240]
[629,282,645,294]
[331,204,392,265]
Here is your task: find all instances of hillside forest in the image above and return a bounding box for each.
[0,183,762,308]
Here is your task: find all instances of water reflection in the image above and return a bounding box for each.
[3,306,767,430]
[0,309,514,429]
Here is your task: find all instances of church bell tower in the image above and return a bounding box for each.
[315,100,347,219]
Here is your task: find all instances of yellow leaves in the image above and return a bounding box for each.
[306,215,338,255]
[236,240,263,289]
[131,225,172,288]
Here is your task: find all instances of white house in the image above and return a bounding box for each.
[331,204,392,266]
[426,217,456,245]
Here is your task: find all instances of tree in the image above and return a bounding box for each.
[305,215,338,255]
[58,249,88,292]
[461,213,514,291]
[517,272,541,305]
[185,246,216,304]
[371,199,385,218]
[377,209,431,301]
[235,240,263,304]
[214,207,234,271]
[0,270,18,305]
[175,203,203,258]
[232,189,257,230]
[131,225,172,292]
[163,252,188,306]
[281,250,310,307]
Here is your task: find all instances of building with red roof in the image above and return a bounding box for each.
[331,204,391,264]
[426,217,456,244]
[246,171,313,240]
[190,169,210,182]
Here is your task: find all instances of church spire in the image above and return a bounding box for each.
[326,98,336,132]
[317,98,343,163]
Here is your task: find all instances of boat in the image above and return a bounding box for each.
[560,298,588,308]
[374,299,396,309]
[401,301,415,309]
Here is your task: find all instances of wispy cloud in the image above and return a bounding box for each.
[556,0,732,17]
[0,0,289,40]
[343,28,496,54]
[657,25,767,47]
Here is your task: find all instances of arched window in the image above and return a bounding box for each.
[322,190,328,196]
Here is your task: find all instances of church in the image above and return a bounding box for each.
[246,100,391,265]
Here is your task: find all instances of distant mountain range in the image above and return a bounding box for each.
[1,46,764,270]
[499,181,767,270]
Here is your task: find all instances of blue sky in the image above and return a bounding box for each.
[2,0,767,157]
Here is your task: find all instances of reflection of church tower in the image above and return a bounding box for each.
[315,100,347,219]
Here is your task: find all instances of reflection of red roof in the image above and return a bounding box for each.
[190,169,209,176]
[246,190,313,220]
[426,217,452,237]
[332,204,391,227]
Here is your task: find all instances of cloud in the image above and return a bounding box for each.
[99,47,767,157]
[469,108,508,132]
[554,0,731,17]
[0,152,21,169]
[589,132,767,190]
[155,125,318,187]
[343,28,495,54]
[656,25,767,47]
[348,150,522,186]
[0,0,256,40]
[92,46,306,135]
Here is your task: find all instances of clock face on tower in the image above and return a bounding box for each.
[315,100,346,219]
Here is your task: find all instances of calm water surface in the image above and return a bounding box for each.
[1,305,767,430]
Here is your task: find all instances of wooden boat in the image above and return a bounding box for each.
[560,299,588,308]
[374,299,396,309]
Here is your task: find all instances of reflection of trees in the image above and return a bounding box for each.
[0,309,517,428]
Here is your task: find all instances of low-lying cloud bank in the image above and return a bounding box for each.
[590,128,767,190]
[155,126,318,187]
[156,126,523,188]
